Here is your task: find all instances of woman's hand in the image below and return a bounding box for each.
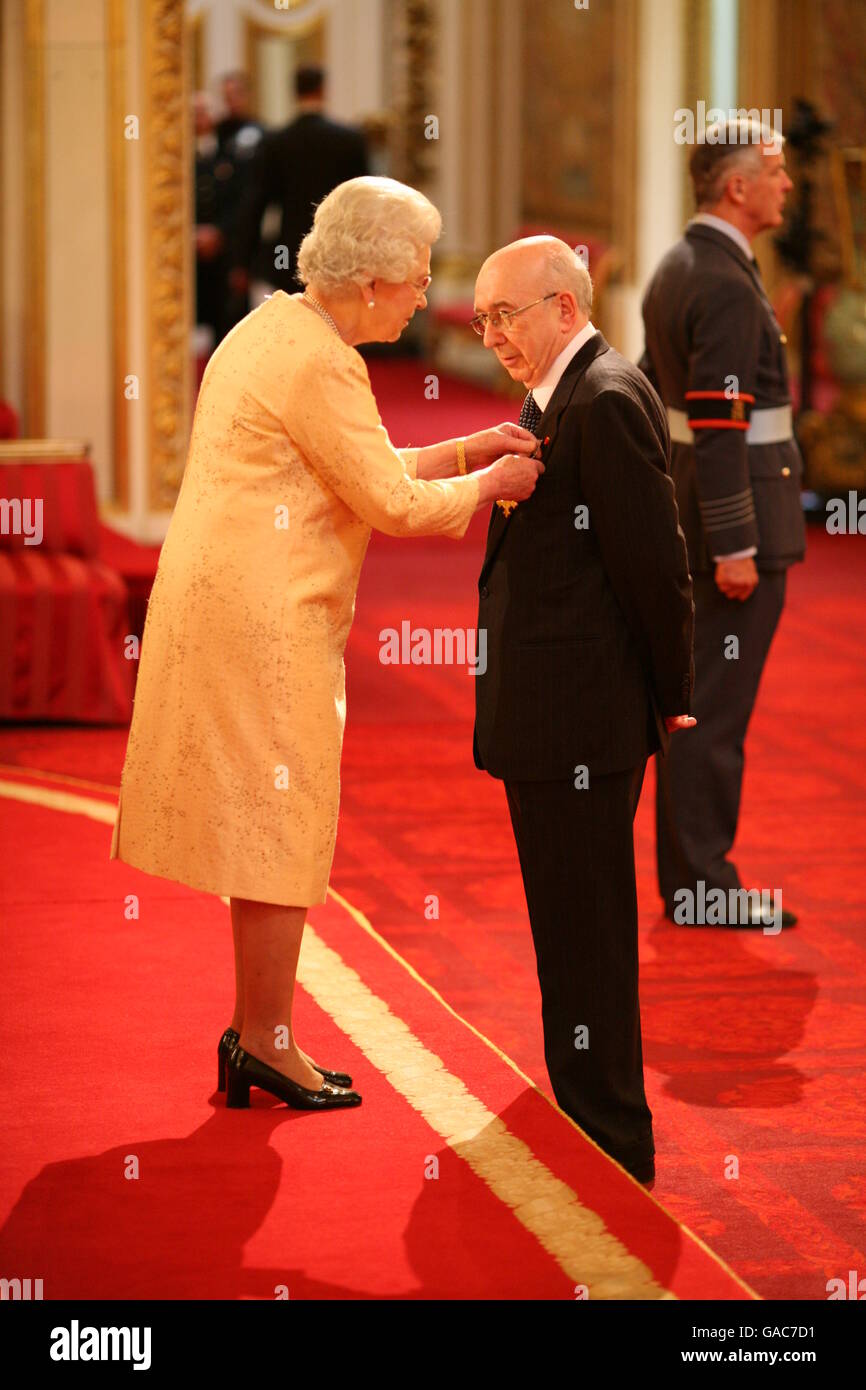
[477,452,545,506]
[466,422,540,470]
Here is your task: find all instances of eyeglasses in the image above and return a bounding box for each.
[470,292,558,336]
[405,274,432,294]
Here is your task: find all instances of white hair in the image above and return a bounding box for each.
[296,176,442,292]
[541,240,594,316]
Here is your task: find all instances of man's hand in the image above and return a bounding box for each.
[466,422,539,470]
[715,556,759,601]
[664,715,697,732]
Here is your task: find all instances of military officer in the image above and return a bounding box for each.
[640,117,806,929]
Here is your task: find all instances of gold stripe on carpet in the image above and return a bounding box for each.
[327,886,759,1300]
[0,763,122,796]
[0,778,117,824]
[0,771,753,1299]
[294,919,673,1299]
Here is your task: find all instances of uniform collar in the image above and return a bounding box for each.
[688,213,755,262]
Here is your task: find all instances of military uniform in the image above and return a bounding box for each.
[640,218,806,916]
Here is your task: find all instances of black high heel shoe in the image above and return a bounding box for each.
[226,1045,362,1111]
[217,1028,352,1092]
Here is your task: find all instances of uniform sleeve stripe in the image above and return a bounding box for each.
[701,505,757,527]
[701,502,757,524]
[700,488,754,511]
[688,419,750,431]
[700,494,757,520]
[685,391,756,402]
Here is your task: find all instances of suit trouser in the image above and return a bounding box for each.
[504,762,653,1171]
[656,569,787,912]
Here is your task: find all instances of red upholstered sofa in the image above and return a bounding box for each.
[0,444,134,723]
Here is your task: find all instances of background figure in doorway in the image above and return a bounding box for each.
[230,64,369,304]
[214,70,266,334]
[194,90,234,349]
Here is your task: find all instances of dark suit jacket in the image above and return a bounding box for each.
[473,333,695,782]
[234,112,368,291]
[639,222,806,573]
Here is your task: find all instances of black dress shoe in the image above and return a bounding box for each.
[739,903,798,929]
[217,1028,239,1092]
[666,901,798,929]
[217,1027,352,1091]
[225,1045,362,1111]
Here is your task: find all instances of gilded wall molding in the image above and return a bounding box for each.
[385,0,438,193]
[24,0,46,436]
[107,0,129,508]
[143,0,191,508]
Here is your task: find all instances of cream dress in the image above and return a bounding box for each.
[110,291,480,904]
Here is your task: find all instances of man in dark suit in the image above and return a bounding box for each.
[640,118,806,930]
[230,65,368,299]
[472,237,695,1184]
[193,90,234,344]
[202,72,266,338]
[215,70,264,161]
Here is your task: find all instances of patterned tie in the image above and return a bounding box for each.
[497,392,542,516]
[519,390,543,435]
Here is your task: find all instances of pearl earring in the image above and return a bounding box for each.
[368,300,375,308]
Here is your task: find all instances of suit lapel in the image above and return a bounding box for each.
[480,333,610,580]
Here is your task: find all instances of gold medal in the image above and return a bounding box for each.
[495,433,548,518]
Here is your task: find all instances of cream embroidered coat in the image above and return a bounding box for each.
[110,291,480,904]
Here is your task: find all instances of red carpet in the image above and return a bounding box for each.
[0,771,749,1300]
[1,360,864,1299]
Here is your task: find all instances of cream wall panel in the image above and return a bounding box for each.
[435,0,461,254]
[44,0,112,496]
[627,0,686,360]
[124,0,149,531]
[46,0,103,43]
[327,0,384,122]
[206,0,242,83]
[186,0,384,117]
[1,0,26,411]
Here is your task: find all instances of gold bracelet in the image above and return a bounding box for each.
[456,438,467,475]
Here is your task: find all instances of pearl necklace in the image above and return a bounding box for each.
[302,291,341,338]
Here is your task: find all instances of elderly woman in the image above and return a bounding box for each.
[110,177,542,1112]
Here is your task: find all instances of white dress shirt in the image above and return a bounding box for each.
[531,320,597,412]
[687,216,758,562]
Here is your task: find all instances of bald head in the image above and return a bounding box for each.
[479,237,593,316]
[474,237,593,388]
